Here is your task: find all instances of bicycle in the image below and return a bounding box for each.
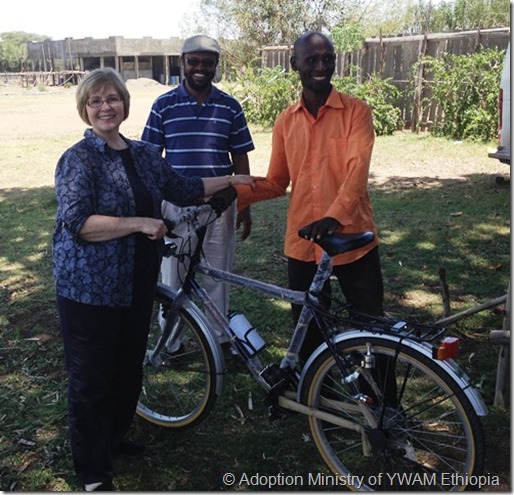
[136,194,488,491]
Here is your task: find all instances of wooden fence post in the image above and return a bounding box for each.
[438,266,451,317]
[411,32,428,133]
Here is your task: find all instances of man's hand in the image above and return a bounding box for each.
[301,217,341,241]
[236,207,252,241]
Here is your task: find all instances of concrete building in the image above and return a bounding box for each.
[27,36,184,85]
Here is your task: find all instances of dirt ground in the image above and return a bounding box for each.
[0,78,169,140]
[0,77,510,184]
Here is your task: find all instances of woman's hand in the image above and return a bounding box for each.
[231,174,262,190]
[202,175,263,196]
[140,218,168,240]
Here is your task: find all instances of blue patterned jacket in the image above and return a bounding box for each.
[53,129,204,307]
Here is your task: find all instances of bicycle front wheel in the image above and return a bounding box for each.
[137,288,219,429]
[300,336,485,491]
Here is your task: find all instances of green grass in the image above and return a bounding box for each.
[0,88,510,490]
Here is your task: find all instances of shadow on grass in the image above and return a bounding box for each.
[0,172,510,490]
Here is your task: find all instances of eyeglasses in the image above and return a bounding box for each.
[87,95,123,108]
[185,57,217,68]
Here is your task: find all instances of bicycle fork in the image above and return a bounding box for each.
[147,290,188,367]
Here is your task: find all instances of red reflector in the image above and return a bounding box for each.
[433,336,460,360]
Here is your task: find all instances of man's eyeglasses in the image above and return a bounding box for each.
[185,57,217,68]
[87,95,123,108]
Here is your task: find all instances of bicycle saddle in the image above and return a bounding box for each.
[297,229,374,256]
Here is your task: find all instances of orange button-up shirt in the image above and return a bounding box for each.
[237,87,379,265]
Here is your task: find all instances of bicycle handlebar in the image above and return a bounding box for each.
[164,203,213,233]
[163,185,238,234]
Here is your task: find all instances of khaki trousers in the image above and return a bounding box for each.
[161,200,236,343]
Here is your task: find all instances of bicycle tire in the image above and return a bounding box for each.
[137,287,218,429]
[300,336,485,491]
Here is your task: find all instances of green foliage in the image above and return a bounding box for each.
[224,66,301,128]
[431,0,511,32]
[332,73,403,135]
[225,65,402,134]
[416,48,504,141]
[331,23,366,52]
[0,31,49,72]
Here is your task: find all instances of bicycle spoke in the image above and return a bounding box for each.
[137,289,218,428]
[301,337,484,491]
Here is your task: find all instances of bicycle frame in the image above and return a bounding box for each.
[167,212,333,389]
[138,202,489,491]
[162,205,487,417]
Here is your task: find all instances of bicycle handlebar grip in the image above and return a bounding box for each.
[207,185,237,215]
[163,187,237,236]
[164,204,213,234]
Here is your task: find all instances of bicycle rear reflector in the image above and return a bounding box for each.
[432,336,460,360]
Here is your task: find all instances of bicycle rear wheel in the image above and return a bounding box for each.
[300,336,485,491]
[137,288,218,429]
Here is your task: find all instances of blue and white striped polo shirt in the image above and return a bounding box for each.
[141,81,254,178]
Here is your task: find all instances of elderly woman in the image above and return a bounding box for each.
[53,67,255,491]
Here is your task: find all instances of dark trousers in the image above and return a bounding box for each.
[288,246,384,361]
[289,246,397,405]
[57,288,153,485]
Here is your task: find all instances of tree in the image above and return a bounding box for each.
[193,0,358,67]
[0,31,49,72]
[406,0,510,34]
[189,0,509,70]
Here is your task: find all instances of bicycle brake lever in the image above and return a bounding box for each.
[163,241,178,258]
[163,219,180,238]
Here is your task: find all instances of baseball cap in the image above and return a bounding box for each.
[181,35,221,55]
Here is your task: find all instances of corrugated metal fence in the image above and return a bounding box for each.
[260,28,510,130]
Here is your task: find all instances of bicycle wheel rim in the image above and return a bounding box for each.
[137,292,218,429]
[302,337,484,491]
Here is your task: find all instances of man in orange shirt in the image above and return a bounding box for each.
[236,31,384,361]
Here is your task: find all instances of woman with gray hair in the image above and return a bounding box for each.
[53,67,255,491]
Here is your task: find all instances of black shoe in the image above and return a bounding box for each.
[113,438,145,455]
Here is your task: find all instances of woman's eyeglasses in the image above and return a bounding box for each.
[87,95,123,108]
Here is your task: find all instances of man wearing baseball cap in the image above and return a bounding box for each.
[142,36,254,352]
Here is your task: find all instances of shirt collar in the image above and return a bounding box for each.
[84,128,107,152]
[177,80,222,101]
[293,86,344,113]
[84,128,131,154]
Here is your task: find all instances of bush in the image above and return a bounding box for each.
[332,73,403,135]
[225,67,402,134]
[416,48,504,141]
[226,48,504,142]
[224,66,300,128]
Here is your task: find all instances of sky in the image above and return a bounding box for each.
[1,0,201,40]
